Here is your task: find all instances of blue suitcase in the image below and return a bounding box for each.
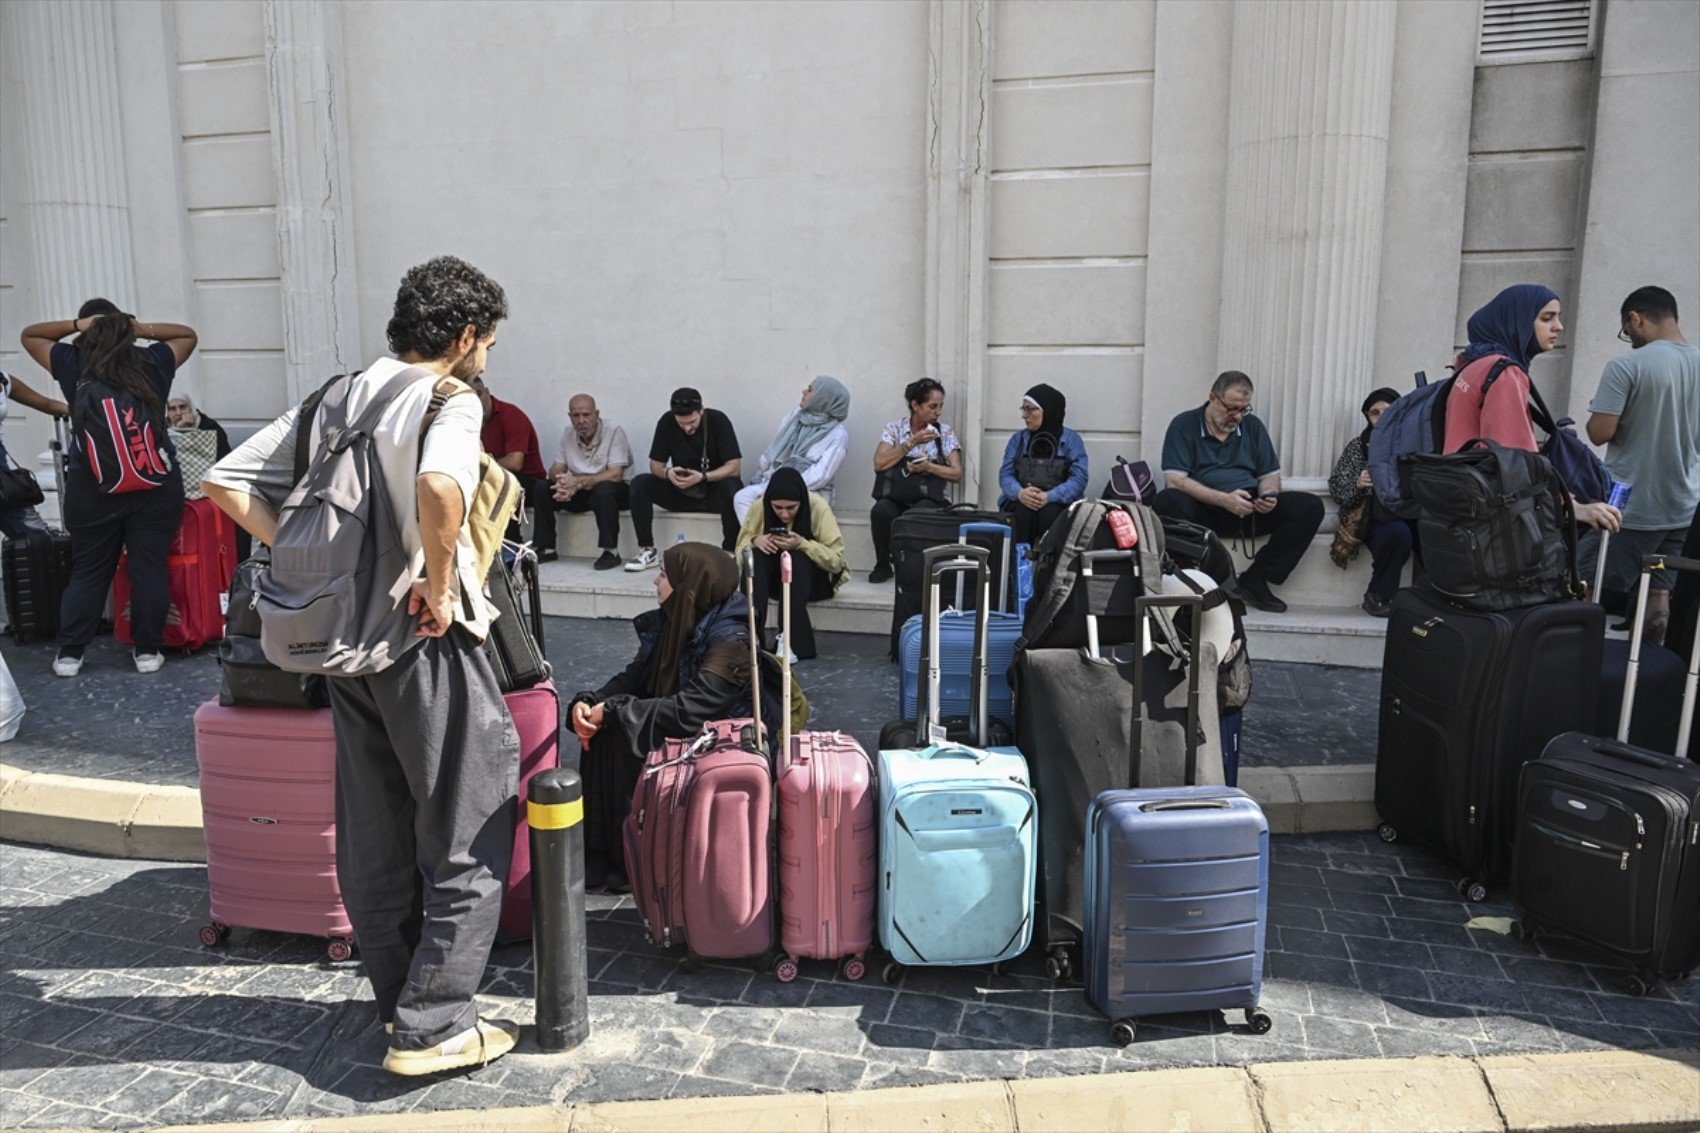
[898,523,1022,725]
[1082,592,1273,1045]
[878,544,1037,978]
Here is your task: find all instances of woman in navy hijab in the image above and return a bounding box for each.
[1442,283,1622,534]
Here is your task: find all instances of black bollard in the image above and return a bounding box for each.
[529,767,590,1051]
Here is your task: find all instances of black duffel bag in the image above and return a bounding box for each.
[218,555,330,709]
[1407,438,1580,611]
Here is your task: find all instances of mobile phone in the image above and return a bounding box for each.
[768,525,789,537]
[1258,492,1279,500]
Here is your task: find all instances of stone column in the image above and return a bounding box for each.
[924,0,992,501]
[1216,0,1397,484]
[265,0,361,403]
[2,0,138,321]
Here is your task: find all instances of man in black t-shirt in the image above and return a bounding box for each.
[625,387,743,568]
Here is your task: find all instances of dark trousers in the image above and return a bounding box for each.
[530,479,628,552]
[871,497,945,569]
[1363,514,1416,600]
[750,548,827,658]
[1151,488,1324,587]
[58,471,185,654]
[629,473,742,551]
[582,727,641,879]
[1004,500,1067,548]
[327,629,519,1050]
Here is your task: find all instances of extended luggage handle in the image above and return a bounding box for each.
[1080,550,1140,658]
[956,521,1013,613]
[918,543,991,749]
[1620,552,1700,756]
[742,548,765,750]
[1129,593,1205,791]
[780,550,793,766]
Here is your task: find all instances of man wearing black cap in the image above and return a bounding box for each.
[625,387,743,568]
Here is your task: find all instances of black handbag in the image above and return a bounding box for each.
[217,556,331,709]
[0,459,44,509]
[1015,432,1071,491]
[872,435,949,504]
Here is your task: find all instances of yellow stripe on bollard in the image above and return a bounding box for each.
[528,797,583,830]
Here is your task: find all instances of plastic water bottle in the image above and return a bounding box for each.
[675,532,687,547]
[1608,481,1632,511]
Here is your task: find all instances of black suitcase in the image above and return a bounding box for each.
[1374,584,1603,898]
[484,550,550,693]
[887,504,1008,658]
[3,527,73,645]
[1512,552,1700,992]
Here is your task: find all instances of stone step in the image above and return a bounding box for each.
[538,561,1392,668]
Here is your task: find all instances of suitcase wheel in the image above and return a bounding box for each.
[1456,877,1488,903]
[774,957,800,983]
[198,922,230,948]
[1377,823,1398,844]
[1245,1007,1273,1035]
[326,938,355,963]
[1110,1020,1136,1047]
[1625,974,1652,998]
[881,961,904,986]
[1045,947,1074,983]
[1509,920,1535,944]
[840,957,866,982]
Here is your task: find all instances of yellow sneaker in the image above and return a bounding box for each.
[382,1018,516,1077]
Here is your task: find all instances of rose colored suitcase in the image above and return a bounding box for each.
[623,553,775,963]
[497,684,563,941]
[774,551,878,981]
[193,700,354,960]
[116,497,237,650]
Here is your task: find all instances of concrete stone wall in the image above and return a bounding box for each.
[983,0,1155,497]
[337,0,929,507]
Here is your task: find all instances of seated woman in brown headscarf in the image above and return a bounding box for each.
[569,541,774,892]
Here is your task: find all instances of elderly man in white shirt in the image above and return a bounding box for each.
[541,393,631,569]
[732,375,851,522]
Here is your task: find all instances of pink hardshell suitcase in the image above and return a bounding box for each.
[623,553,775,962]
[193,701,354,960]
[498,684,564,942]
[775,551,878,981]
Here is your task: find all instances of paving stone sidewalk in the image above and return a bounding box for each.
[2,833,1695,1130]
[0,616,1378,789]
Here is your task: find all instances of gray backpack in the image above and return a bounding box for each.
[255,367,432,676]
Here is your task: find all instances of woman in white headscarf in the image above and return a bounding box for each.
[732,376,851,522]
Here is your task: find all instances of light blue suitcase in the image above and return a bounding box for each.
[896,524,1022,725]
[878,544,1037,981]
[1082,593,1272,1045]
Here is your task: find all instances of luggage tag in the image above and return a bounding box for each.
[219,591,230,616]
[929,722,948,746]
[1107,509,1138,549]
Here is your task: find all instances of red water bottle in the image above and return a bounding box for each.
[1106,509,1138,549]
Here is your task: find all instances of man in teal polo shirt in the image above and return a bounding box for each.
[1152,370,1324,613]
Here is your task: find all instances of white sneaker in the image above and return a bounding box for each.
[624,547,660,572]
[382,1018,516,1077]
[134,652,165,674]
[52,653,82,678]
[776,634,798,666]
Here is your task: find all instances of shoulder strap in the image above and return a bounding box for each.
[1524,375,1558,436]
[292,372,354,485]
[418,375,476,458]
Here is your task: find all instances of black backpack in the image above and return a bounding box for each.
[72,377,173,494]
[1408,438,1580,610]
[1018,498,1164,651]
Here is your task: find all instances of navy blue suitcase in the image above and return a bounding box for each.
[1082,592,1273,1045]
[897,523,1021,726]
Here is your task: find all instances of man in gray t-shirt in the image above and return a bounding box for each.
[1584,285,1700,646]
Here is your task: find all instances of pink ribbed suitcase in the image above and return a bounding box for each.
[774,552,877,981]
[623,553,775,963]
[497,684,563,941]
[193,701,354,961]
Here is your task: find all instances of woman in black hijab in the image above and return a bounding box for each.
[1328,387,1416,617]
[734,466,849,660]
[996,382,1090,546]
[569,541,764,890]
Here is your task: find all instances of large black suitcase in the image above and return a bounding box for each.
[1374,584,1603,898]
[1512,552,1700,992]
[3,527,73,645]
[887,504,1008,658]
[484,550,550,693]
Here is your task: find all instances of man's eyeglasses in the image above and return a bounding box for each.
[1213,395,1253,417]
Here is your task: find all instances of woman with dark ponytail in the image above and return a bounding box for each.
[20,299,197,677]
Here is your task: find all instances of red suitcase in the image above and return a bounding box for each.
[193,701,354,961]
[623,554,775,962]
[497,684,563,941]
[116,497,237,650]
[774,551,877,981]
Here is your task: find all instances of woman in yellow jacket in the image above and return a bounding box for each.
[734,466,848,660]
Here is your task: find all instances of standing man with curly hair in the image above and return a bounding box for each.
[203,257,521,1076]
